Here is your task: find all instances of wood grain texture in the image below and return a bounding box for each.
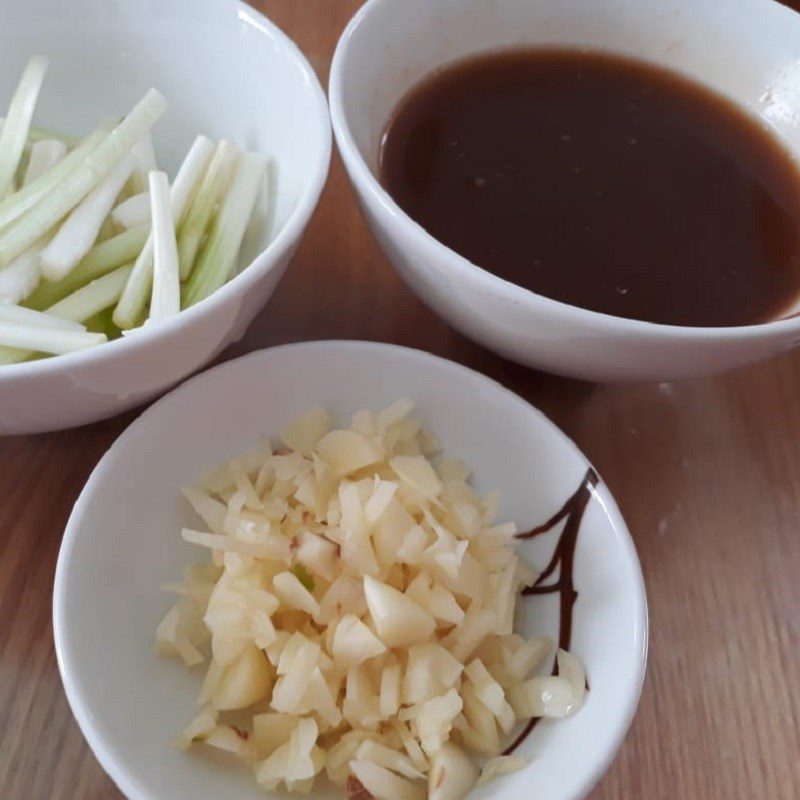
[1,1,799,797]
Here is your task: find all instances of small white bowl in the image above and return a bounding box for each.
[54,340,647,800]
[0,0,331,434]
[330,0,800,381]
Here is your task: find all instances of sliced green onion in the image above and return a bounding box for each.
[0,118,81,147]
[0,302,85,331]
[0,243,43,302]
[177,140,238,280]
[39,151,136,280]
[84,306,121,339]
[0,88,166,268]
[81,308,109,333]
[112,190,150,229]
[0,56,49,199]
[0,126,107,232]
[22,139,66,186]
[0,344,30,364]
[0,263,133,365]
[25,224,147,310]
[96,214,117,243]
[0,346,30,365]
[148,171,179,322]
[46,263,133,322]
[28,126,78,146]
[129,134,157,194]
[182,150,267,308]
[113,134,214,329]
[0,320,105,354]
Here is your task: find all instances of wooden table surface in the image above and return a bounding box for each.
[2,2,800,798]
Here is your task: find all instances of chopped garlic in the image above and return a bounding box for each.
[477,754,529,786]
[158,401,588,798]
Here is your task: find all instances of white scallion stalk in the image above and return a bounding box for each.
[0,345,28,365]
[148,171,179,322]
[113,134,214,328]
[0,264,131,365]
[96,215,116,243]
[182,150,267,308]
[25,224,147,310]
[0,243,43,303]
[0,346,28,365]
[0,344,28,365]
[0,127,107,232]
[0,303,85,331]
[130,134,158,193]
[0,88,167,269]
[177,140,239,280]
[0,320,105,354]
[47,264,133,322]
[28,126,78,146]
[40,152,136,280]
[0,56,50,199]
[0,117,80,147]
[111,191,150,229]
[23,139,67,187]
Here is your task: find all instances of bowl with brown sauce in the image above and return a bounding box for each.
[330,0,800,381]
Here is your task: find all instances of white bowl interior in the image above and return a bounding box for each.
[54,342,647,800]
[0,0,328,269]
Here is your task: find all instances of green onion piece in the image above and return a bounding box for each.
[0,303,85,331]
[112,191,150,229]
[0,344,31,365]
[0,264,131,366]
[177,140,238,280]
[0,117,81,147]
[0,320,105,355]
[0,127,107,232]
[129,134,157,194]
[0,243,43,303]
[113,135,214,329]
[0,56,49,199]
[39,152,136,281]
[22,139,67,187]
[182,150,267,308]
[83,307,121,339]
[0,88,166,269]
[24,224,147,310]
[148,171,180,322]
[96,214,117,243]
[46,264,133,322]
[29,125,79,147]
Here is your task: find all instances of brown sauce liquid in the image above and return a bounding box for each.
[380,50,800,326]
[503,468,598,756]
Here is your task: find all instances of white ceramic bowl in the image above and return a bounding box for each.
[0,0,330,434]
[54,341,647,800]
[330,0,800,381]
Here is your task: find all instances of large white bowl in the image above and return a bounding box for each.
[329,0,800,381]
[0,0,330,434]
[54,341,647,800]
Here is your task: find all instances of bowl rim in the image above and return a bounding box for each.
[328,0,800,342]
[53,339,649,800]
[0,0,332,381]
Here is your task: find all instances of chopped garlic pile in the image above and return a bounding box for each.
[157,401,586,799]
